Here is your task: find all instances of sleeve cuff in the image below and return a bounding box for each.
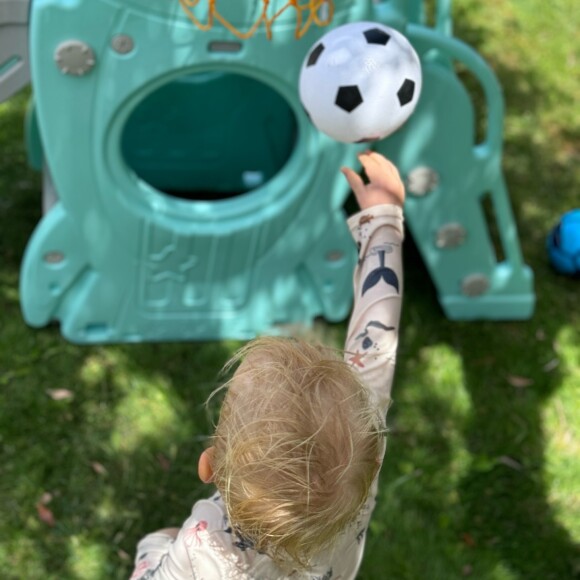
[347,204,404,237]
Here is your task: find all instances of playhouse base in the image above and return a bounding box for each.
[441,292,535,321]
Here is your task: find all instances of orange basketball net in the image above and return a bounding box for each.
[179,0,334,40]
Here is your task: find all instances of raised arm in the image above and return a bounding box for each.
[342,152,405,414]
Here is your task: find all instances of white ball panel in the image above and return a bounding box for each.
[299,22,422,143]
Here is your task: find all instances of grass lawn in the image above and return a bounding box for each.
[1,0,579,578]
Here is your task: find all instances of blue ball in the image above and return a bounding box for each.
[547,209,580,276]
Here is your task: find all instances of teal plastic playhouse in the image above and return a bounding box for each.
[0,0,534,343]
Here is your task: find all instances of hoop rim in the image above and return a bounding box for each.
[179,0,334,40]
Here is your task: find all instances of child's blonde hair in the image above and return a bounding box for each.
[210,336,385,570]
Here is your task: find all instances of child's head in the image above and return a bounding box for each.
[208,336,385,569]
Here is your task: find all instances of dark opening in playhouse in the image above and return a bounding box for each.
[121,71,298,201]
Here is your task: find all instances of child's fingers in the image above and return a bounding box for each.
[362,151,398,178]
[358,152,386,184]
[341,166,365,198]
[359,151,401,188]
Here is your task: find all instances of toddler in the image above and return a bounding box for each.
[130,151,405,579]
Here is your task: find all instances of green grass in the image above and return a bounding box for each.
[1,1,579,578]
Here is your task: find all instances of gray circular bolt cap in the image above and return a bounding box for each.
[461,274,490,297]
[111,34,135,54]
[436,223,467,248]
[55,40,96,76]
[44,251,65,264]
[407,167,440,197]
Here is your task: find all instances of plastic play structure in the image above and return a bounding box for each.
[0,0,534,344]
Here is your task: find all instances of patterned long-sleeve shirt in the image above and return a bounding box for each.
[131,204,404,580]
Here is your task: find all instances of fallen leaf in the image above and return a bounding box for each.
[117,549,131,562]
[46,388,74,401]
[461,532,477,547]
[157,453,171,472]
[36,502,56,527]
[542,358,559,372]
[91,462,107,476]
[507,375,533,388]
[497,455,523,471]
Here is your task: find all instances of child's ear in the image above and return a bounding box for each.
[198,447,215,484]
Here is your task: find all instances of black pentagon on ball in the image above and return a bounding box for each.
[335,85,363,112]
[307,43,325,67]
[363,27,391,45]
[397,78,415,106]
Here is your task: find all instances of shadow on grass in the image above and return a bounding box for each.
[455,7,579,577]
[356,230,578,579]
[0,322,236,578]
[361,5,580,575]
[2,6,579,575]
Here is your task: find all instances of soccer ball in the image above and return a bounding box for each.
[547,209,580,276]
[299,22,422,143]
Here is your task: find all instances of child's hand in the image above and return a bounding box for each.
[341,151,405,210]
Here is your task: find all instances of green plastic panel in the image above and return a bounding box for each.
[375,25,534,320]
[19,0,534,343]
[22,0,378,343]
